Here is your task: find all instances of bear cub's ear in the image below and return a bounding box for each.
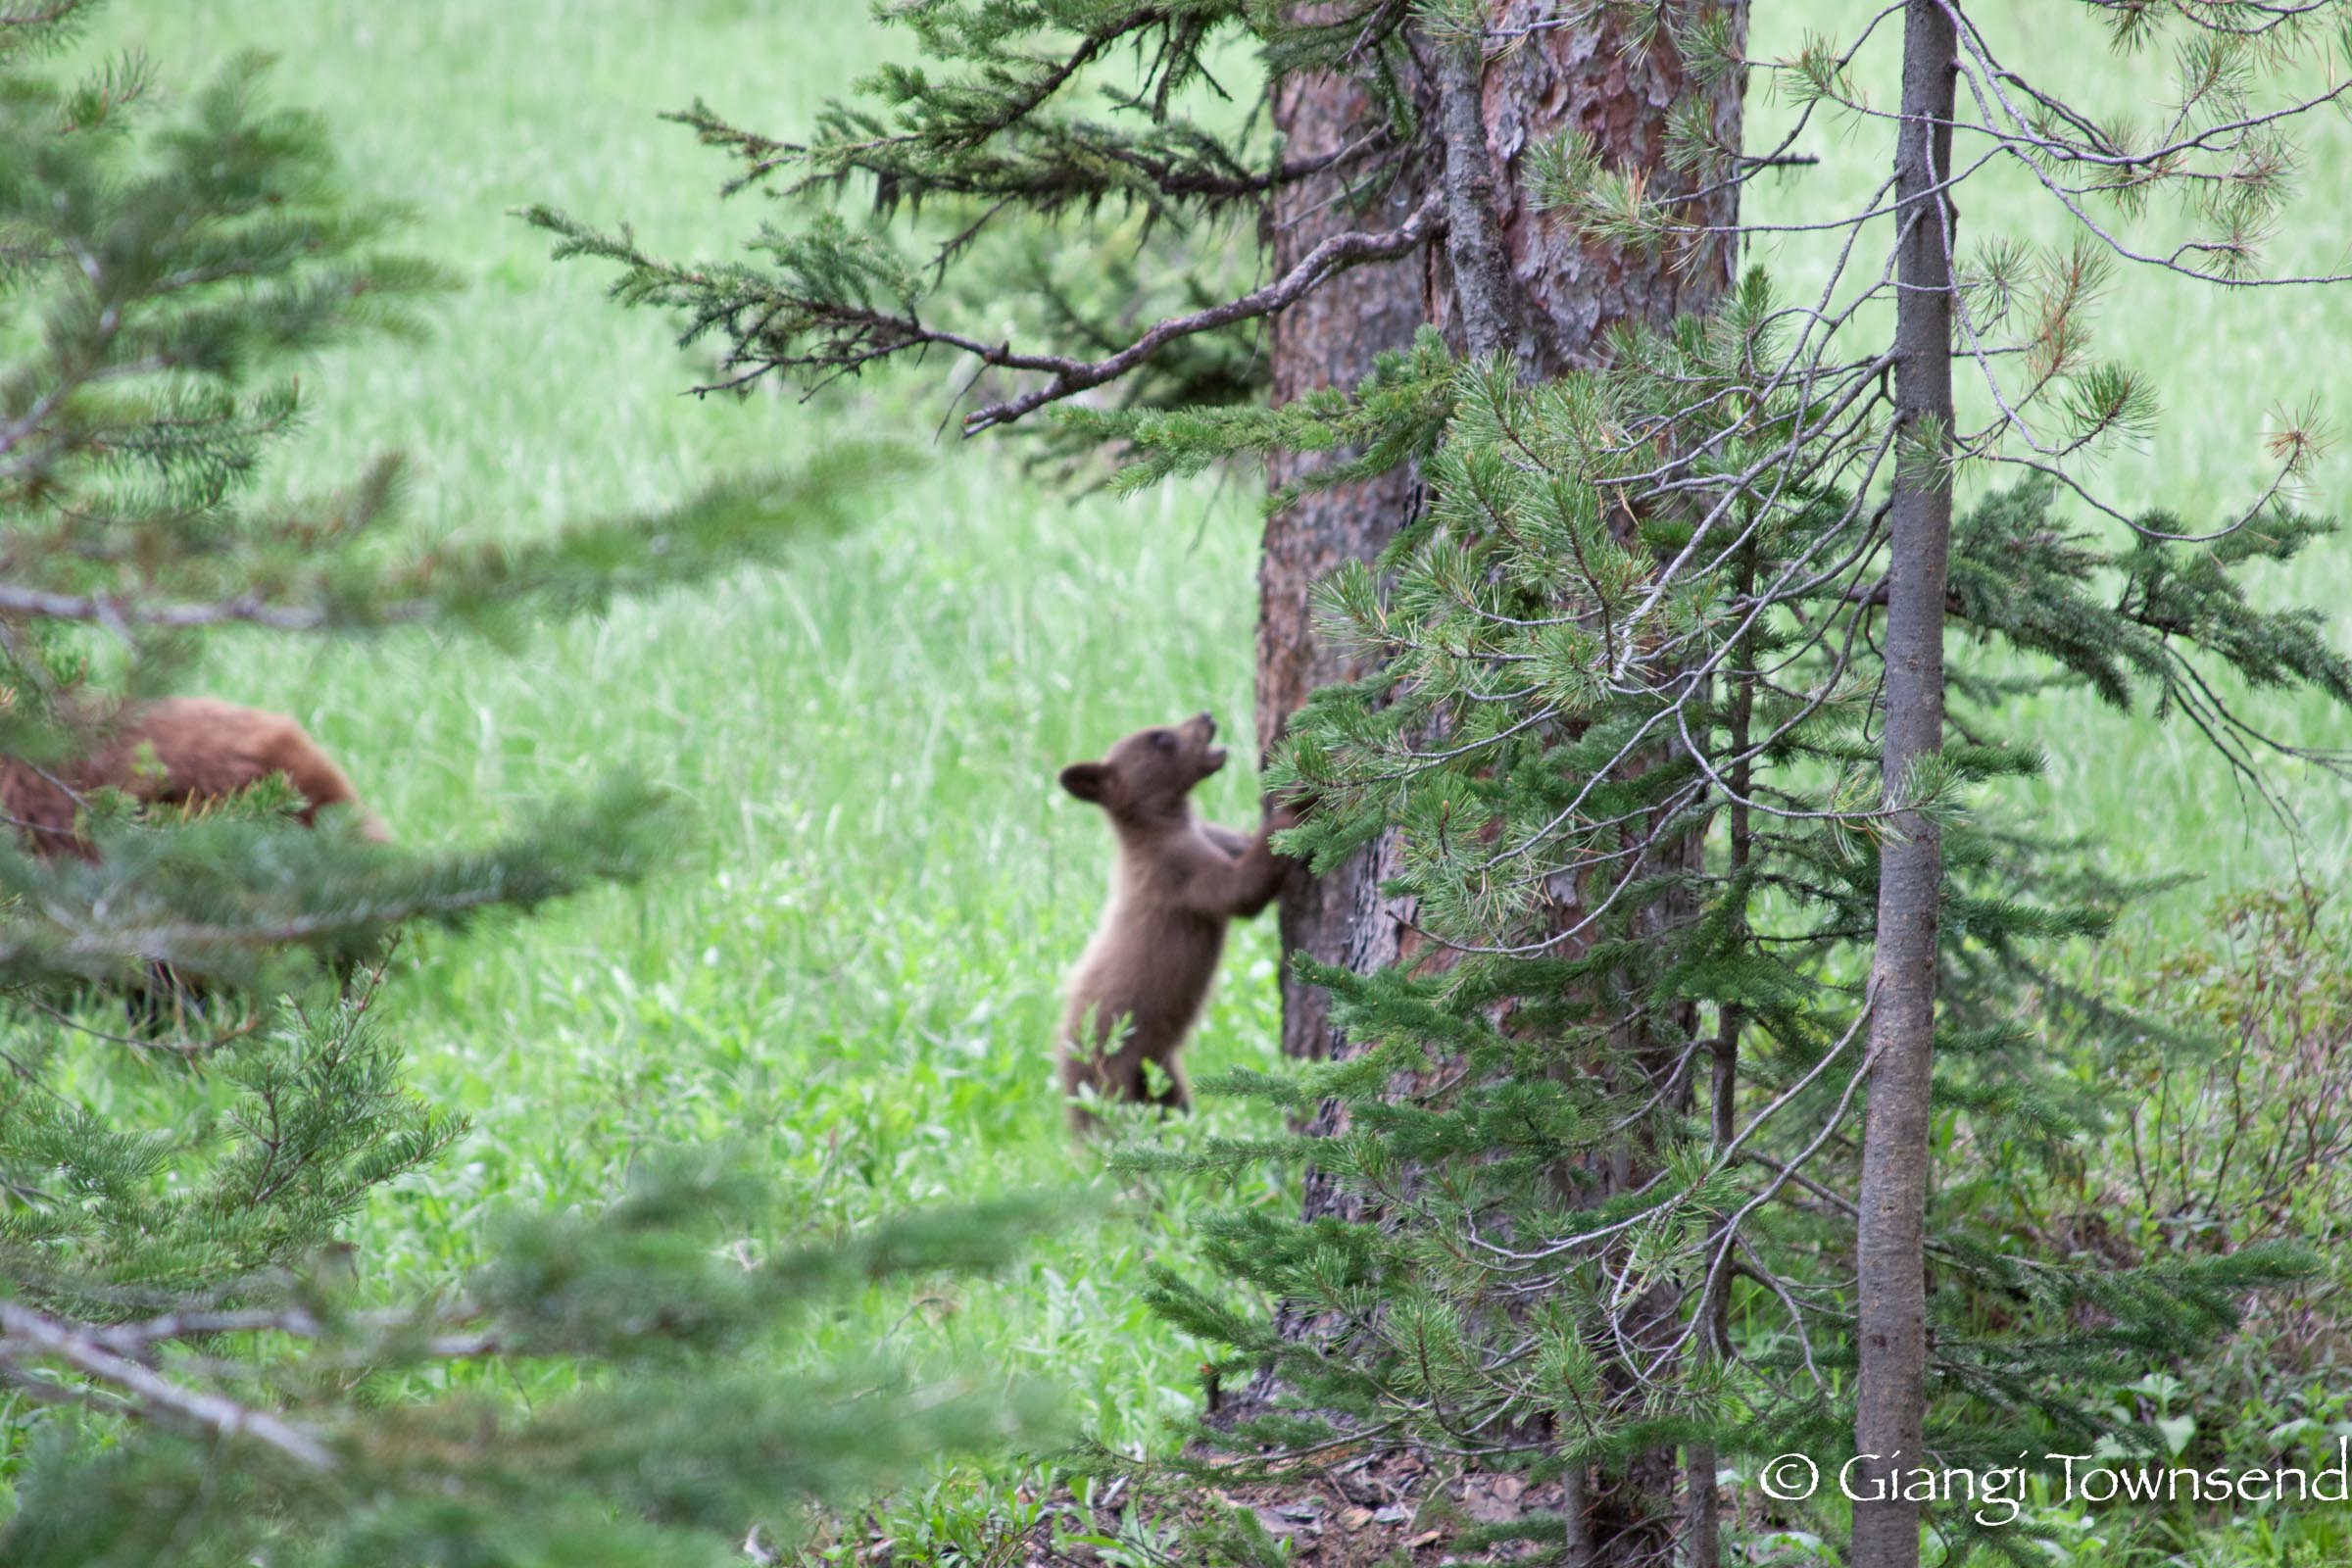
[1059,761,1113,803]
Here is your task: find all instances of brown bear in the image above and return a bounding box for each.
[1055,710,1296,1132]
[0,696,387,858]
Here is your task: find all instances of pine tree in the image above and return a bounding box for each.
[0,6,1052,1560]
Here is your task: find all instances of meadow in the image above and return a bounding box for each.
[67,0,2352,1551]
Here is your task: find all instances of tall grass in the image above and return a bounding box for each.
[62,0,2352,1507]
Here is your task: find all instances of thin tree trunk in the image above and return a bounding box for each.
[1686,531,1760,1568]
[1851,4,1958,1566]
[1250,8,1747,1561]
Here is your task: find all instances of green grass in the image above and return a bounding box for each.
[73,0,1298,1467]
[47,0,2352,1552]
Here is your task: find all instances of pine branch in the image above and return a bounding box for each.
[0,457,883,644]
[528,194,1440,431]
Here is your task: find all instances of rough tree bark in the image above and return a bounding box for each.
[1257,53,1428,1065]
[1251,7,1747,1561]
[1850,4,1957,1567]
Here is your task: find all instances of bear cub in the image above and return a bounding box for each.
[1056,710,1296,1131]
[1,696,386,857]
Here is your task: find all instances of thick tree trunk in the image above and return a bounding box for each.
[1259,4,1745,1056]
[1850,5,1958,1567]
[1252,7,1746,1562]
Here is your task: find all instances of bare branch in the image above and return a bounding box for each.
[959,194,1444,431]
[0,1299,336,1470]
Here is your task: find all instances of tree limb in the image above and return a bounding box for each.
[1428,40,1531,366]
[0,1298,336,1470]
[961,192,1443,431]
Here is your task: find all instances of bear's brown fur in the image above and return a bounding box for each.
[1055,711,1296,1132]
[0,696,386,857]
